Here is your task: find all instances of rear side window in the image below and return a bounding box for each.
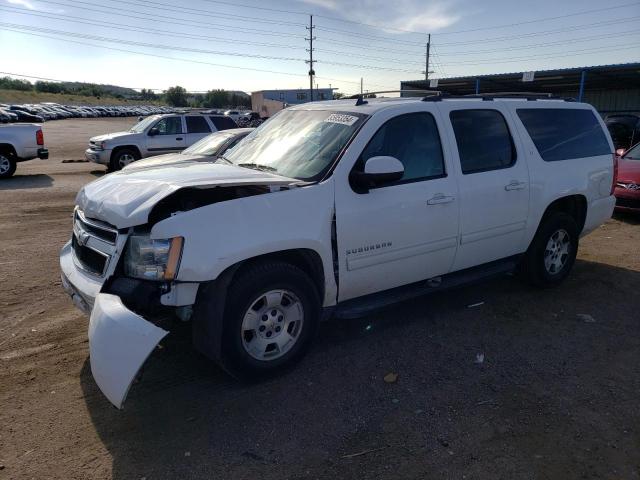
[186,116,211,134]
[450,110,516,174]
[517,108,611,162]
[209,116,237,130]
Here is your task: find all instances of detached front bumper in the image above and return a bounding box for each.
[89,294,168,409]
[60,240,170,409]
[84,148,111,165]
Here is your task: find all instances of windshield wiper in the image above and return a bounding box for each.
[216,155,232,164]
[237,163,278,172]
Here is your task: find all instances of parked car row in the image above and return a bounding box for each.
[0,103,180,123]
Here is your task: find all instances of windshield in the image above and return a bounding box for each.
[224,109,368,180]
[183,132,234,156]
[129,115,160,133]
[624,143,640,160]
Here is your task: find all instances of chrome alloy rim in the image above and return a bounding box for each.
[544,229,570,274]
[241,289,304,361]
[118,153,135,168]
[0,155,10,174]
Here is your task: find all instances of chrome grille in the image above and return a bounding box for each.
[71,209,120,277]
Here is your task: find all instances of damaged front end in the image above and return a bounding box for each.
[61,161,302,408]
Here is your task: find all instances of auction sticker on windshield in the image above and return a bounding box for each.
[324,113,359,126]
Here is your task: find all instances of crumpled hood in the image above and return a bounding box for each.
[91,131,136,143]
[76,162,300,228]
[123,153,208,171]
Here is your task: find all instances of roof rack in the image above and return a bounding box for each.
[348,89,442,106]
[421,92,575,102]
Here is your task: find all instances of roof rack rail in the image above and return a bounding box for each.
[348,89,442,106]
[422,92,575,102]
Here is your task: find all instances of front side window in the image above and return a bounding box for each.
[450,110,516,174]
[224,109,368,181]
[186,116,211,134]
[153,117,183,135]
[359,112,445,183]
[518,108,612,161]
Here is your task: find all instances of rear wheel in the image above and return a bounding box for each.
[0,152,16,179]
[521,212,579,287]
[109,148,139,171]
[219,261,320,378]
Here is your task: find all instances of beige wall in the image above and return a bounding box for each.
[251,92,284,118]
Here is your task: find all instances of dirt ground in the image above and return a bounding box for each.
[1,118,639,480]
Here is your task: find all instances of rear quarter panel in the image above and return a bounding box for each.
[505,102,615,242]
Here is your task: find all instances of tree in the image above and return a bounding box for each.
[164,86,188,107]
[140,88,157,101]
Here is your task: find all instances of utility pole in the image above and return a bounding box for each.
[360,77,363,95]
[305,15,316,102]
[425,33,431,82]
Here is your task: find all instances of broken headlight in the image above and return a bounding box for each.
[124,235,183,281]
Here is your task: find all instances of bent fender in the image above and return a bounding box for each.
[89,294,168,409]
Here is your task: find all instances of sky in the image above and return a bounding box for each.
[0,0,638,95]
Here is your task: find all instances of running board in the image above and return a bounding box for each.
[334,256,520,319]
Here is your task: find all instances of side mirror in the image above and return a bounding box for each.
[351,156,404,192]
[148,127,159,136]
[138,116,144,122]
[615,148,626,157]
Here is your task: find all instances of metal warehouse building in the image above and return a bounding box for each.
[400,63,640,115]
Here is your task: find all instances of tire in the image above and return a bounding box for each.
[521,212,579,288]
[109,148,139,171]
[0,151,17,179]
[219,261,321,379]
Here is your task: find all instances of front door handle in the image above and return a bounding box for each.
[427,194,455,205]
[176,137,183,141]
[504,181,527,191]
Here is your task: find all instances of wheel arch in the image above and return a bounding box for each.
[110,145,141,162]
[0,143,17,157]
[539,194,588,234]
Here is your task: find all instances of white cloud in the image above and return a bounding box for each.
[298,0,460,33]
[6,0,37,10]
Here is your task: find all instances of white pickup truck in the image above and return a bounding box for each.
[60,94,616,408]
[85,113,237,171]
[0,124,49,178]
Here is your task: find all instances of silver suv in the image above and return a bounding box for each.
[85,113,238,170]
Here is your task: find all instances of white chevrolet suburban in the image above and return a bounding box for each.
[0,124,49,178]
[85,113,238,171]
[60,94,616,408]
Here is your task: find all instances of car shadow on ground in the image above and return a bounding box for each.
[80,259,640,480]
[0,174,53,190]
[90,170,107,178]
[613,211,640,225]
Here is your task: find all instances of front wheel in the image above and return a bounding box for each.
[521,212,579,288]
[0,152,16,179]
[220,261,321,378]
[109,148,139,171]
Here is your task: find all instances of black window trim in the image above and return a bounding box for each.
[449,108,518,175]
[349,111,448,193]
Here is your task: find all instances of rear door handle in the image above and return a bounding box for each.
[427,194,455,205]
[176,137,183,141]
[504,181,527,191]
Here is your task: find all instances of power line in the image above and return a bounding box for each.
[435,1,640,35]
[315,26,426,46]
[1,28,388,90]
[93,0,306,27]
[436,15,640,47]
[0,23,306,61]
[37,0,305,38]
[0,71,166,91]
[0,6,306,50]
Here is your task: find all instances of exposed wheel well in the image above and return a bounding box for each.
[111,145,141,161]
[541,195,587,233]
[227,249,326,301]
[0,143,17,157]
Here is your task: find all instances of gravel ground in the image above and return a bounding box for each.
[0,118,639,480]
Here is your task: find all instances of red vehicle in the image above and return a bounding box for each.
[614,142,640,213]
